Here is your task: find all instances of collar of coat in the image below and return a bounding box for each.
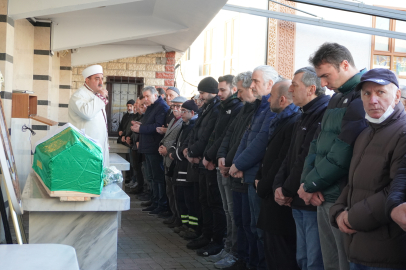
[337,68,367,94]
[369,102,405,130]
[302,94,330,114]
[220,93,240,109]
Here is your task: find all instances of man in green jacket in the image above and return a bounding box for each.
[298,43,368,270]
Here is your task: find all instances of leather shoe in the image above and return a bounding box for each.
[186,236,210,250]
[140,201,152,207]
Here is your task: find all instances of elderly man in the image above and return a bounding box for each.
[157,86,181,135]
[159,96,188,220]
[273,67,329,270]
[68,65,109,166]
[298,43,368,270]
[229,65,279,270]
[133,86,169,215]
[255,79,301,270]
[330,69,406,270]
[215,71,260,270]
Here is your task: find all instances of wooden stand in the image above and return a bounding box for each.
[12,93,58,126]
[33,172,99,202]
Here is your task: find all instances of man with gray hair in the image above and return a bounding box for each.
[132,86,170,215]
[298,43,368,270]
[273,66,330,270]
[228,65,279,270]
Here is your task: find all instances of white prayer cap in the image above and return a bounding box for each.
[82,65,103,79]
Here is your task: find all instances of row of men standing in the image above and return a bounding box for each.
[117,42,406,270]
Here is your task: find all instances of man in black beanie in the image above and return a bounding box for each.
[183,77,226,257]
[118,99,135,144]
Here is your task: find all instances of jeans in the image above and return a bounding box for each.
[233,189,258,269]
[217,170,237,255]
[350,263,406,270]
[144,154,167,211]
[292,209,324,270]
[199,169,226,244]
[318,202,349,270]
[247,184,266,270]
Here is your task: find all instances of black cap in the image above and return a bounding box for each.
[126,99,135,105]
[182,100,198,112]
[355,68,399,91]
[198,77,218,94]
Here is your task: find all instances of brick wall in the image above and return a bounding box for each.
[71,51,178,92]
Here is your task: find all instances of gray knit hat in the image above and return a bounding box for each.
[166,86,180,96]
[171,96,188,103]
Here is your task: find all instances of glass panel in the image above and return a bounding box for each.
[395,20,406,53]
[394,57,406,77]
[204,31,211,62]
[373,55,391,69]
[375,17,390,51]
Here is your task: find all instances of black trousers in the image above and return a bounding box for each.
[264,230,300,270]
[199,169,226,244]
[176,184,200,231]
[131,149,144,187]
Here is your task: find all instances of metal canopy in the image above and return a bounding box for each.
[286,0,406,21]
[222,4,406,40]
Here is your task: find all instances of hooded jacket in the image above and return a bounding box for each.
[138,96,169,154]
[204,93,243,163]
[233,94,276,183]
[301,69,368,203]
[256,103,301,235]
[330,102,406,269]
[273,94,330,211]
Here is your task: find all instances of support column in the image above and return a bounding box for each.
[58,50,72,126]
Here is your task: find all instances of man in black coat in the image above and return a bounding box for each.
[202,75,243,267]
[216,71,258,269]
[255,79,301,270]
[273,67,330,270]
[183,77,223,256]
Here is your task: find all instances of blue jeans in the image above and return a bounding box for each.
[350,263,406,270]
[144,154,167,211]
[233,190,258,269]
[292,209,324,270]
[247,184,266,270]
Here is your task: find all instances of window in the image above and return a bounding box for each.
[105,76,144,136]
[372,10,406,78]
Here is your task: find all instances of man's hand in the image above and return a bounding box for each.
[156,125,167,134]
[234,171,243,178]
[158,145,167,156]
[309,192,325,206]
[203,157,209,168]
[118,131,123,136]
[218,158,226,169]
[229,164,239,176]
[298,183,314,205]
[96,88,108,98]
[255,180,259,188]
[207,162,215,171]
[169,153,174,160]
[121,136,125,142]
[136,142,139,149]
[192,157,200,164]
[274,187,292,207]
[391,203,406,231]
[183,148,188,158]
[125,137,131,145]
[336,210,357,234]
[131,124,140,133]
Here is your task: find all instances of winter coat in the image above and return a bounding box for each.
[233,94,276,183]
[273,94,330,211]
[386,156,406,219]
[168,116,197,186]
[204,93,243,162]
[160,117,183,168]
[217,101,257,191]
[138,96,169,154]
[130,114,144,151]
[117,112,133,143]
[187,96,221,168]
[330,102,406,269]
[301,69,368,203]
[256,103,301,235]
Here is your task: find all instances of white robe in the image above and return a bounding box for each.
[68,85,109,166]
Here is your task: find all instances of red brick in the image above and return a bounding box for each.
[166,52,176,58]
[165,80,174,86]
[166,58,175,65]
[165,65,175,72]
[156,72,174,79]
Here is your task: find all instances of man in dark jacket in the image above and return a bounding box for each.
[216,71,258,270]
[273,67,329,270]
[184,77,223,256]
[202,75,243,268]
[168,100,199,234]
[298,43,368,270]
[255,79,301,270]
[331,69,406,270]
[132,86,169,215]
[118,99,135,143]
[228,65,279,270]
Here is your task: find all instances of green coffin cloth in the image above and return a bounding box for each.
[32,125,104,195]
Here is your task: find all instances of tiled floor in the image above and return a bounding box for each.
[118,189,217,270]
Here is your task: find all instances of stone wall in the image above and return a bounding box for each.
[71,51,178,92]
